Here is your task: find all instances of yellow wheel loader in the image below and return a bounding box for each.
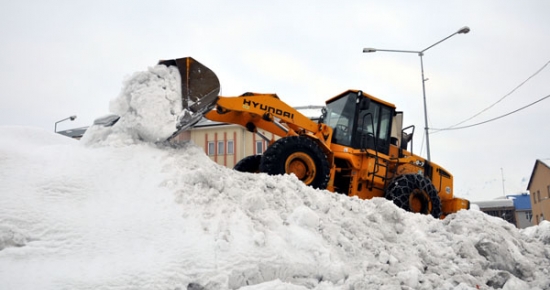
[159,57,470,218]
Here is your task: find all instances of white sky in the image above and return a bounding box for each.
[1,125,549,289]
[1,0,549,201]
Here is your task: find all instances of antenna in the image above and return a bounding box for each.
[501,168,506,197]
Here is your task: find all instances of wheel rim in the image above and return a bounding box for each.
[285,152,316,185]
[409,189,432,214]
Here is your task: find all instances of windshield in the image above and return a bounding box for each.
[357,104,392,154]
[323,91,393,154]
[323,92,357,147]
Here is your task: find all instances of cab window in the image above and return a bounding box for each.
[355,101,392,155]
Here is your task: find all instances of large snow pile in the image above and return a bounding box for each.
[1,125,550,290]
[2,62,550,289]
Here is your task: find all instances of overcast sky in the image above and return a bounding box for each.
[1,0,549,202]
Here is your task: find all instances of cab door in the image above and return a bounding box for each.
[351,100,395,197]
[353,101,393,155]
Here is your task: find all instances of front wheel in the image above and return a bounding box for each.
[386,174,442,218]
[234,155,262,173]
[259,136,330,189]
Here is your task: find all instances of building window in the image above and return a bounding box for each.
[256,140,264,154]
[207,141,215,156]
[538,190,541,202]
[548,185,550,198]
[526,211,532,221]
[217,141,225,155]
[227,140,234,155]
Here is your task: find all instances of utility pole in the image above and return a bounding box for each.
[363,26,470,161]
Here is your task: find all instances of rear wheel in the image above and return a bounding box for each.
[259,136,330,189]
[234,155,262,173]
[386,174,442,218]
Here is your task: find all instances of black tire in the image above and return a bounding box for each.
[386,174,442,218]
[234,155,262,173]
[259,136,330,189]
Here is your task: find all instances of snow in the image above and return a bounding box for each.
[1,64,550,290]
[2,127,550,289]
[473,199,514,208]
[81,64,183,146]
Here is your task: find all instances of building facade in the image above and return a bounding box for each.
[171,106,323,168]
[471,194,534,229]
[507,193,532,229]
[527,159,550,225]
[171,119,276,169]
[473,199,517,226]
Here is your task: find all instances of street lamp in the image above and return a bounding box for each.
[54,115,77,133]
[363,26,470,161]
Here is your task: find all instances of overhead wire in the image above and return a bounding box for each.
[430,60,550,133]
[431,94,550,131]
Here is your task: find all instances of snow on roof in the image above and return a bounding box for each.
[472,199,514,209]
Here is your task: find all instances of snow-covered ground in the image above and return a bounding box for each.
[1,64,549,290]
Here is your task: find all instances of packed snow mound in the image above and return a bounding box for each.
[1,126,549,290]
[81,64,182,146]
[522,220,550,244]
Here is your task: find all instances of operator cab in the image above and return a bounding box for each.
[321,90,396,155]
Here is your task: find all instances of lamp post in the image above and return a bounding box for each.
[54,115,77,133]
[363,26,470,161]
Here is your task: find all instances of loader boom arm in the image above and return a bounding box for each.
[158,57,330,142]
[205,93,332,142]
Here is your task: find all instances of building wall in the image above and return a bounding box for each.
[174,123,277,168]
[474,196,535,228]
[506,194,532,229]
[515,210,533,229]
[529,161,550,225]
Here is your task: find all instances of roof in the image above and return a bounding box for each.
[473,194,532,211]
[57,126,88,138]
[472,199,514,209]
[194,118,229,128]
[526,159,550,190]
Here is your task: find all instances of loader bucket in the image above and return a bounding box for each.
[158,57,220,133]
